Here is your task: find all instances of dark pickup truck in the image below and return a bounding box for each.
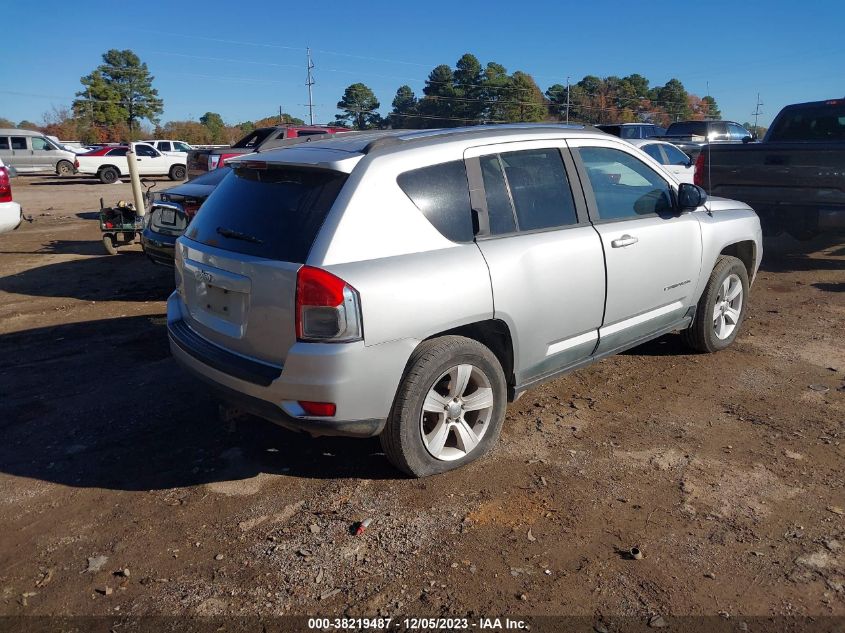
[695,99,845,239]
[186,125,349,179]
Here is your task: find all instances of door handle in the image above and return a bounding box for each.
[611,234,638,248]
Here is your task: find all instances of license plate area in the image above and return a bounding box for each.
[160,208,176,225]
[182,258,252,339]
[196,282,246,324]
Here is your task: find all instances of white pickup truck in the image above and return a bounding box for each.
[75,142,187,184]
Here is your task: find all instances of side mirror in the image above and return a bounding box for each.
[678,182,707,210]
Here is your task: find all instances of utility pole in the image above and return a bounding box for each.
[306,48,315,126]
[752,93,763,137]
[565,76,571,124]
[279,105,283,125]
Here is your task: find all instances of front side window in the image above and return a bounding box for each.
[709,122,729,141]
[31,137,51,151]
[728,123,750,140]
[579,146,674,220]
[135,144,159,157]
[11,137,27,150]
[397,160,473,243]
[619,127,640,139]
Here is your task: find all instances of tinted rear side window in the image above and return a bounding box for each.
[768,103,845,141]
[397,160,473,242]
[667,122,707,136]
[500,149,578,231]
[185,166,347,262]
[232,128,275,149]
[597,125,621,137]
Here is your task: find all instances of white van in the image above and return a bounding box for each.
[0,129,78,176]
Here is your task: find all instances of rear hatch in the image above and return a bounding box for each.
[176,163,348,365]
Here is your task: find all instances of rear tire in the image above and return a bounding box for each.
[56,160,74,177]
[380,336,507,477]
[102,234,118,255]
[99,167,119,184]
[682,255,749,353]
[169,164,186,180]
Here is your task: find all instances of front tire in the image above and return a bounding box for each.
[169,164,186,180]
[682,255,749,353]
[380,336,507,477]
[56,160,74,177]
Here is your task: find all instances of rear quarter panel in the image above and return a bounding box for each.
[309,146,495,348]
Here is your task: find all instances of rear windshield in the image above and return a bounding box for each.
[232,128,276,149]
[185,166,347,262]
[768,103,845,142]
[666,122,707,136]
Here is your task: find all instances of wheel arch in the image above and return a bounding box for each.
[719,240,756,281]
[419,319,517,401]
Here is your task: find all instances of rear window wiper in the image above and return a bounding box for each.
[216,226,264,244]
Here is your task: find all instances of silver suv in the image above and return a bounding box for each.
[168,125,762,476]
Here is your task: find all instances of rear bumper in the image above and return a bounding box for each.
[166,292,415,438]
[141,229,177,266]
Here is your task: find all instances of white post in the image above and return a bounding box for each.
[126,143,146,217]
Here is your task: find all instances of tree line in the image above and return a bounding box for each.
[335,53,723,130]
[4,49,731,143]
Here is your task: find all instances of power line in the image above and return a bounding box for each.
[752,93,764,136]
[306,48,316,126]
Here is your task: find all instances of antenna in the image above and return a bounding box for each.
[565,76,571,124]
[752,93,763,138]
[306,48,315,126]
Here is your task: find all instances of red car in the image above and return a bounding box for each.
[186,125,350,179]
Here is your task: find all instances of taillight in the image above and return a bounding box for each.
[74,159,79,169]
[0,167,11,203]
[218,152,238,166]
[295,266,362,342]
[183,201,201,220]
[208,155,221,170]
[693,152,706,188]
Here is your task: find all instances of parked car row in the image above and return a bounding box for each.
[186,125,348,178]
[75,143,187,183]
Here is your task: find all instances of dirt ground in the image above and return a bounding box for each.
[1,175,843,625]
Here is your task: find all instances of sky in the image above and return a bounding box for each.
[1,0,843,131]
